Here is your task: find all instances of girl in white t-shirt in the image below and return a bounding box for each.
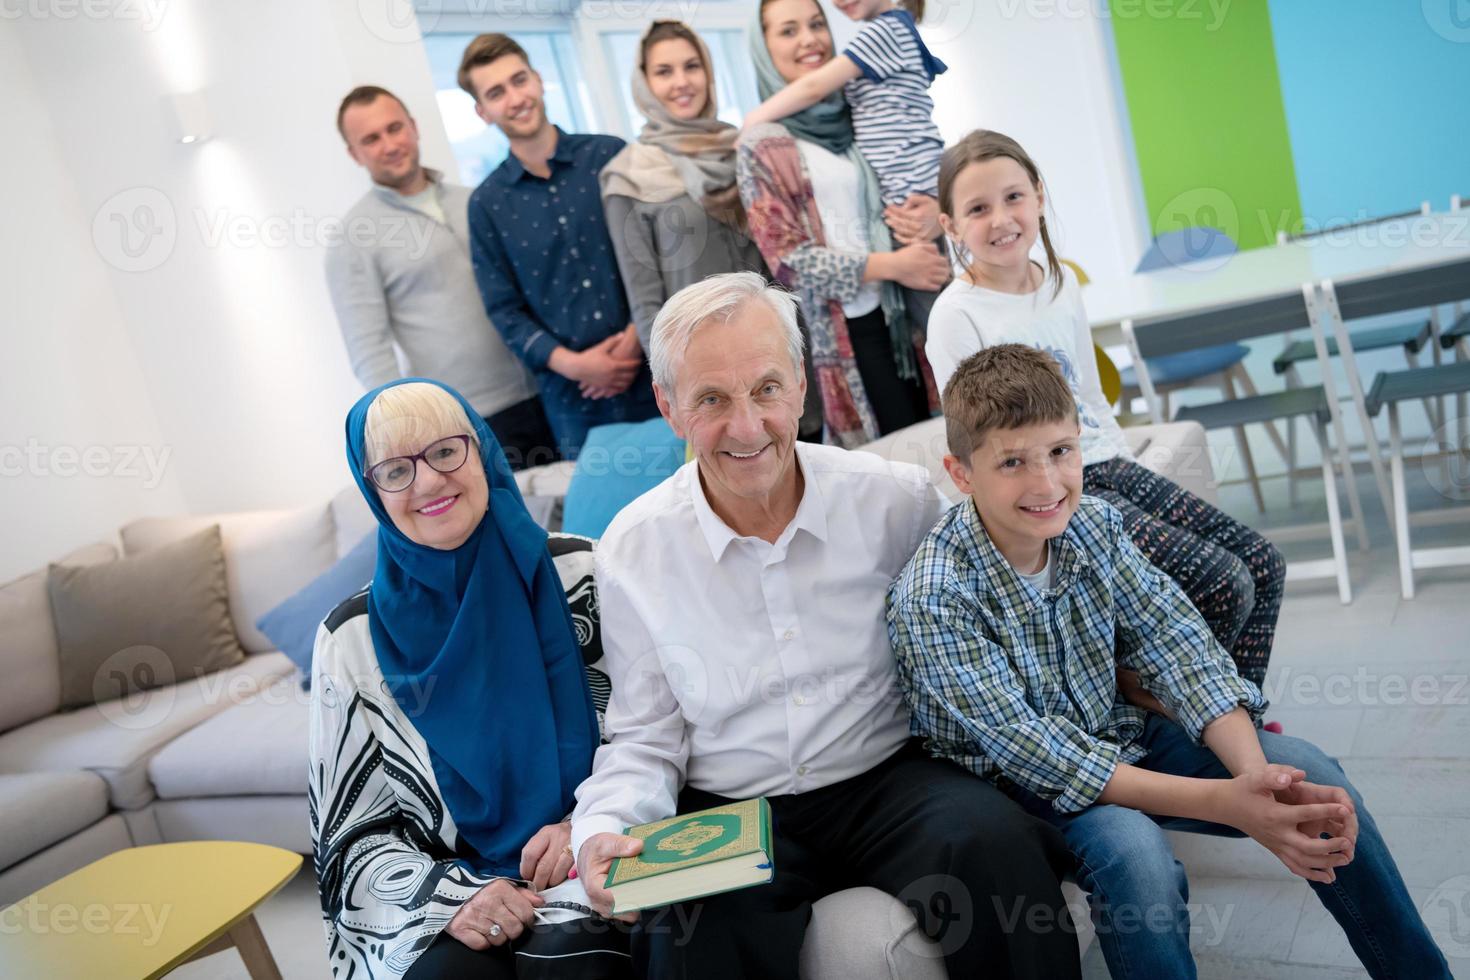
[927,129,1285,694]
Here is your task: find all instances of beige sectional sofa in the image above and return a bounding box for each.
[0,416,1215,975]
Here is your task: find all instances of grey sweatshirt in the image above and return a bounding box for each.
[603,192,769,352]
[325,170,536,418]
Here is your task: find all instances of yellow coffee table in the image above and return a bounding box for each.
[0,840,302,979]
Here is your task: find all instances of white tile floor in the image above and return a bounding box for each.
[183,454,1470,980]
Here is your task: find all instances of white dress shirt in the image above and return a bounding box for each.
[571,442,946,860]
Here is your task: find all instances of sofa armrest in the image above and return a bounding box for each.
[1123,421,1219,507]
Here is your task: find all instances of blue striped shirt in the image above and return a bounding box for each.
[843,10,947,204]
[886,495,1266,813]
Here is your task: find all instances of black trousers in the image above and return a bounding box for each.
[484,397,559,472]
[404,916,634,980]
[633,742,1081,980]
[846,307,931,436]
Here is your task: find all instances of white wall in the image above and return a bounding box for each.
[0,17,185,582]
[2,0,456,581]
[1,0,1153,580]
[821,1,1149,283]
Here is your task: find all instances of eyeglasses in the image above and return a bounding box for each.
[365,434,474,493]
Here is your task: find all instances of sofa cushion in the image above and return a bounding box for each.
[121,503,338,654]
[515,460,578,500]
[0,541,117,733]
[149,686,309,799]
[0,651,296,810]
[0,814,132,907]
[1122,420,1218,506]
[800,887,945,980]
[0,771,110,871]
[562,418,686,539]
[49,525,245,710]
[256,533,376,688]
[857,416,1219,507]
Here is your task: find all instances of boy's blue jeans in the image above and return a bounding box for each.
[1001,715,1450,980]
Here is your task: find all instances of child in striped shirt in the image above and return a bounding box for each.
[743,0,948,211]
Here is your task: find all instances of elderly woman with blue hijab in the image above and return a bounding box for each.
[737,0,950,448]
[308,378,629,980]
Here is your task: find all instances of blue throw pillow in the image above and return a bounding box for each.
[561,418,686,539]
[256,532,377,688]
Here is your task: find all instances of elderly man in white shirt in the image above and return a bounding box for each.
[571,272,1079,980]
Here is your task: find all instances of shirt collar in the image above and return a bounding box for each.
[370,167,443,207]
[494,126,570,185]
[689,442,828,561]
[954,496,1089,606]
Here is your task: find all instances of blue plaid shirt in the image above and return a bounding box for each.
[886,495,1266,813]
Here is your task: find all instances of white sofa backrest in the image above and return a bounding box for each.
[0,541,117,733]
[329,486,376,559]
[120,504,338,654]
[857,417,962,502]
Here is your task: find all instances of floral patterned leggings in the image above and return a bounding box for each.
[1084,456,1284,688]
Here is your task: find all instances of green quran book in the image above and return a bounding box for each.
[604,798,774,914]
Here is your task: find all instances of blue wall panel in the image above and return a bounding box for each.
[1268,1,1470,229]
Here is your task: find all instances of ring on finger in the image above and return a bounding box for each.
[489,923,503,938]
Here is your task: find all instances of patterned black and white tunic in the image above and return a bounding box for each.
[308,534,610,980]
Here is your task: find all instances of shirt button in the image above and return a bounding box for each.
[558,216,567,225]
[593,311,602,319]
[582,279,592,288]
[796,765,810,776]
[793,695,806,706]
[782,629,795,641]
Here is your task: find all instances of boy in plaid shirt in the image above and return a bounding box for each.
[886,345,1448,979]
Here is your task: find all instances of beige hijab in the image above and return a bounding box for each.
[599,23,746,233]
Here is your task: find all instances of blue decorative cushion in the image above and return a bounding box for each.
[561,418,686,539]
[256,532,376,688]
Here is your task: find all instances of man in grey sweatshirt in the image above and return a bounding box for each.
[326,85,556,469]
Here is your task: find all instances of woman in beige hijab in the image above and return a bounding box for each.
[600,22,771,355]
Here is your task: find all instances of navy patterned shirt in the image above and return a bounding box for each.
[468,128,651,415]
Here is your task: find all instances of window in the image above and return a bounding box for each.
[420,32,590,187]
[598,28,759,139]
[418,5,759,182]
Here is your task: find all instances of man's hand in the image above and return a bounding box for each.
[1211,765,1355,884]
[576,832,646,922]
[1115,668,1174,720]
[520,821,575,892]
[883,193,943,245]
[552,334,640,398]
[445,879,545,950]
[607,323,642,360]
[581,326,643,398]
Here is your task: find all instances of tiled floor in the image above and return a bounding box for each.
[183,453,1470,980]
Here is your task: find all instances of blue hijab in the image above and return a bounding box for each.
[345,378,598,878]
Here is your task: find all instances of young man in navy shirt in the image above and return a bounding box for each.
[463,33,657,458]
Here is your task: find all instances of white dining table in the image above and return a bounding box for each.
[1081,208,1470,557]
[1085,210,1470,344]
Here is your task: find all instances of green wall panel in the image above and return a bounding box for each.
[1109,1,1300,252]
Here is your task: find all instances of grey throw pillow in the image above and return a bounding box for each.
[48,524,247,709]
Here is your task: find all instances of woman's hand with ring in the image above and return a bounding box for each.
[446,879,544,949]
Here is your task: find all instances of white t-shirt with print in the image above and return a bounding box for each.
[926,264,1132,467]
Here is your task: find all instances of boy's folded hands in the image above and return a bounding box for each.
[1212,764,1359,885]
